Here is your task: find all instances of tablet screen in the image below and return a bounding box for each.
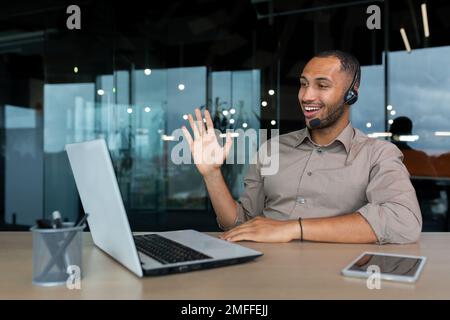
[348,253,423,277]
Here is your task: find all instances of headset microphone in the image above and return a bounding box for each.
[310,118,321,128]
[309,102,343,129]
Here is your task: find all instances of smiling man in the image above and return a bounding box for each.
[182,50,422,244]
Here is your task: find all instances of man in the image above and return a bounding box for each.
[182,50,422,244]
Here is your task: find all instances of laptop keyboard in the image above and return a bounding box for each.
[134,234,212,265]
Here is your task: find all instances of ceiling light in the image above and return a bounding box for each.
[400,28,412,53]
[421,3,430,38]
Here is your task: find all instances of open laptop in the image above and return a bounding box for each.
[65,139,262,277]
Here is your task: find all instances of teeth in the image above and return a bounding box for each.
[305,107,321,111]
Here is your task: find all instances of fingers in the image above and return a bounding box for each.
[223,232,256,242]
[194,108,206,136]
[221,227,246,240]
[181,126,193,148]
[221,222,254,239]
[223,131,233,160]
[220,216,267,240]
[185,109,231,149]
[187,114,200,139]
[204,109,215,133]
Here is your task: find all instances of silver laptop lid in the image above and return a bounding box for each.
[66,139,143,277]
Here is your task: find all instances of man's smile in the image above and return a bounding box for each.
[303,104,324,119]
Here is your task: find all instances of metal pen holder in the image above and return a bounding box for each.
[30,222,85,287]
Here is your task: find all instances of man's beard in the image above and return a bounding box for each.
[306,101,345,130]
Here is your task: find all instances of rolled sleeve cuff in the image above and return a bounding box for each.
[216,201,249,231]
[357,204,388,245]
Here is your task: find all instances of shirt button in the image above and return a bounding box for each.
[307,171,312,176]
[297,197,306,204]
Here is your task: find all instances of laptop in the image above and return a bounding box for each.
[65,139,262,277]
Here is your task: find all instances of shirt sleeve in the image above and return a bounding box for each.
[357,142,422,244]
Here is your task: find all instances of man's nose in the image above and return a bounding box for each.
[299,87,317,103]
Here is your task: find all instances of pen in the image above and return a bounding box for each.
[52,210,71,270]
[52,211,63,229]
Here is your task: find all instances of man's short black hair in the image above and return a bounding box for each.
[314,50,361,88]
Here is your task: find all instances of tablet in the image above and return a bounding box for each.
[341,252,426,283]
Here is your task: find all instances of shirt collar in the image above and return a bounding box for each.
[294,121,354,154]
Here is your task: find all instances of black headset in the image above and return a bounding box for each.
[343,69,359,105]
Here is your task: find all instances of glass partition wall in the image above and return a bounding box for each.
[1,0,449,231]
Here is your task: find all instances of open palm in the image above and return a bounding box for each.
[182,108,232,177]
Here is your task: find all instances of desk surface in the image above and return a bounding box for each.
[1,232,450,299]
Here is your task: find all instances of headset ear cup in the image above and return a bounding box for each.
[345,90,358,105]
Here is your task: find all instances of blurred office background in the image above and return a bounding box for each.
[1,0,449,231]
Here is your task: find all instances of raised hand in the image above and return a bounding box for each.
[181,108,232,177]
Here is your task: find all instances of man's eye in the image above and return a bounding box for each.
[318,84,329,89]
[300,82,308,87]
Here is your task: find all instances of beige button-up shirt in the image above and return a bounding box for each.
[228,121,422,244]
